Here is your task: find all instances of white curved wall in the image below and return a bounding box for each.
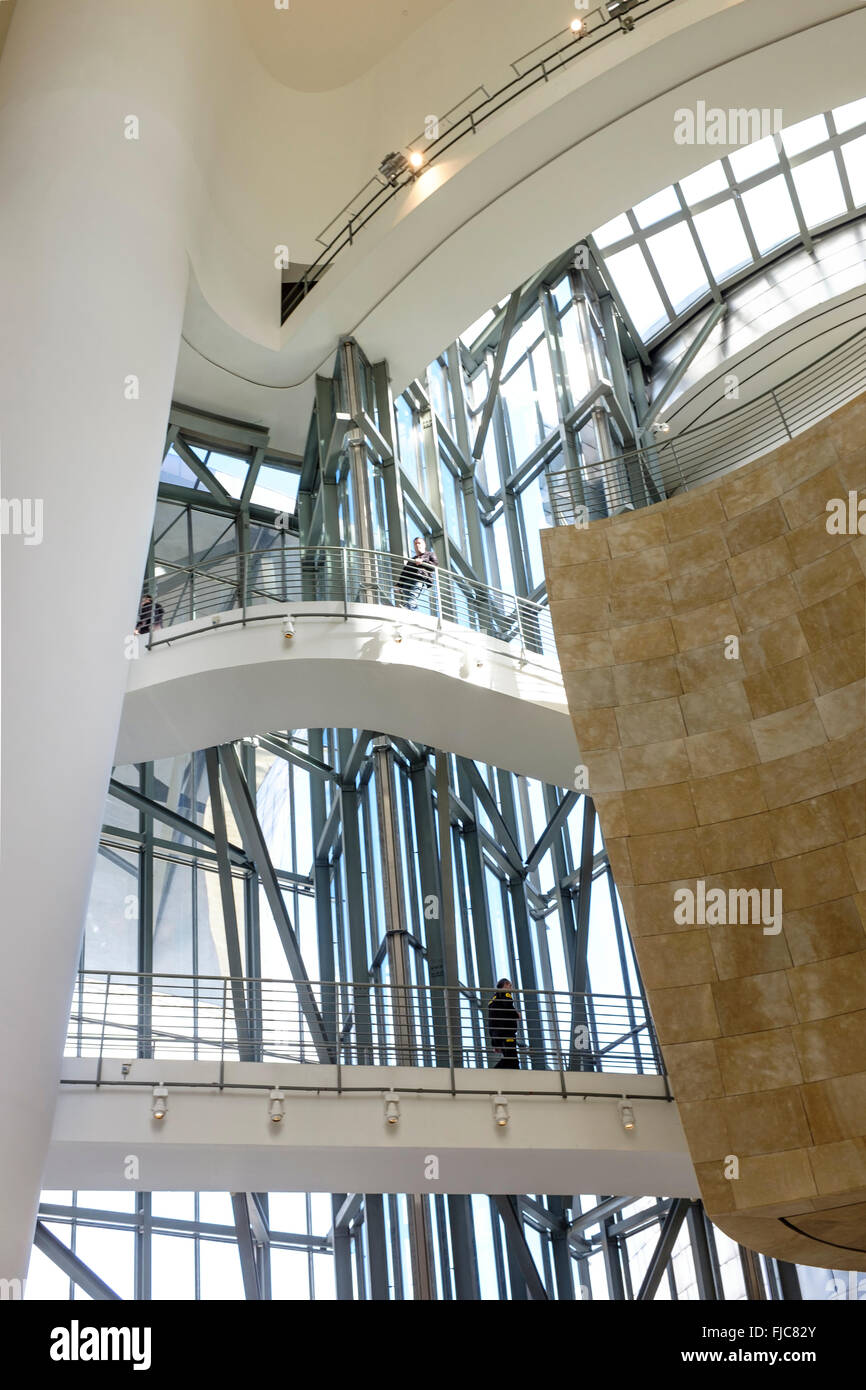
[117,604,580,787]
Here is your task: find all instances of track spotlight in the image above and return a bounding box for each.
[651,419,670,434]
[269,1088,285,1124]
[570,17,585,34]
[493,1094,509,1128]
[607,0,638,29]
[393,625,403,644]
[152,1085,168,1121]
[211,614,221,626]
[385,1090,400,1125]
[618,1098,636,1132]
[282,616,295,639]
[378,151,409,185]
[408,150,425,171]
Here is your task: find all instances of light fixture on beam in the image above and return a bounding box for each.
[151,1085,168,1121]
[606,0,639,30]
[570,17,585,35]
[493,1094,509,1128]
[407,150,425,171]
[618,1098,636,1132]
[385,1090,400,1125]
[282,616,295,639]
[269,1088,285,1124]
[378,151,409,185]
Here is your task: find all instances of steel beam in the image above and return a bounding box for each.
[635,1198,690,1300]
[472,289,521,460]
[524,791,579,873]
[171,436,234,505]
[639,301,727,433]
[34,1222,122,1300]
[109,779,248,865]
[205,749,255,1061]
[231,1193,263,1300]
[493,1196,549,1300]
[459,759,523,876]
[687,1200,720,1301]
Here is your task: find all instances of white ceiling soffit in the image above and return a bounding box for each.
[176,0,866,450]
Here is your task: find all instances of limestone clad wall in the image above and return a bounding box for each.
[542,395,866,1269]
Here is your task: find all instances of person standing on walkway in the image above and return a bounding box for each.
[396,535,438,610]
[488,978,521,1069]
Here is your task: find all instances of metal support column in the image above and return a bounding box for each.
[372,738,415,1064]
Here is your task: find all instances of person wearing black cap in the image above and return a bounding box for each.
[488,978,521,1069]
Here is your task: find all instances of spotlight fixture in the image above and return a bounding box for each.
[378,151,410,185]
[606,0,638,29]
[282,616,295,639]
[493,1094,509,1128]
[570,17,585,34]
[618,1098,636,1132]
[268,1088,285,1124]
[393,625,403,644]
[385,1090,400,1125]
[211,614,221,626]
[651,419,671,435]
[407,150,425,171]
[151,1085,168,1121]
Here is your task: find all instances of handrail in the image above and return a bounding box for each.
[549,324,866,523]
[281,0,678,322]
[145,543,558,664]
[67,971,663,1076]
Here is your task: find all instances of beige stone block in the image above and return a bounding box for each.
[686,726,759,779]
[603,836,633,887]
[848,835,866,892]
[835,782,866,839]
[678,1098,731,1162]
[610,546,670,588]
[728,536,793,593]
[793,544,862,608]
[591,791,628,838]
[626,881,699,937]
[622,782,697,835]
[694,1160,737,1214]
[563,667,616,710]
[719,460,780,519]
[732,1150,817,1210]
[786,511,846,569]
[571,707,618,752]
[663,1039,725,1101]
[750,701,827,763]
[613,655,682,705]
[680,681,752,736]
[780,464,845,529]
[733,575,801,632]
[664,488,725,541]
[621,739,691,789]
[799,582,865,650]
[767,793,847,860]
[723,1088,813,1158]
[546,560,611,601]
[667,530,730,578]
[756,744,836,811]
[542,524,610,568]
[637,929,716,989]
[650,982,721,1043]
[716,1028,803,1094]
[606,509,669,556]
[550,595,611,635]
[676,642,743,693]
[692,766,767,825]
[610,581,673,623]
[628,827,704,883]
[743,658,817,720]
[827,727,866,790]
[583,750,624,793]
[802,1073,866,1143]
[724,499,789,557]
[773,844,857,911]
[554,631,614,672]
[712,970,796,1034]
[788,950,866,1023]
[610,617,677,665]
[616,697,686,748]
[808,1140,866,1196]
[672,599,739,652]
[774,429,840,486]
[739,614,809,674]
[669,563,735,612]
[698,813,774,873]
[784,896,866,967]
[806,633,865,695]
[708,918,792,981]
[792,1009,866,1082]
[815,680,865,741]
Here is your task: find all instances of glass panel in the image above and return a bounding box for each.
[152,1234,196,1299]
[460,308,494,347]
[646,222,709,312]
[781,113,828,156]
[679,160,728,204]
[604,246,669,340]
[833,98,866,134]
[502,360,541,464]
[519,472,551,589]
[250,465,300,511]
[791,151,847,226]
[692,200,753,280]
[204,451,247,499]
[593,212,631,248]
[270,1249,311,1299]
[395,396,423,494]
[198,1239,246,1300]
[728,135,779,182]
[740,175,799,253]
[73,1228,135,1300]
[842,134,866,206]
[559,305,591,403]
[633,185,679,228]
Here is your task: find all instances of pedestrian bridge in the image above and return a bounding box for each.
[116,546,579,788]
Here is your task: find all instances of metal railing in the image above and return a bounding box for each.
[67,972,663,1076]
[548,325,866,524]
[281,0,677,321]
[145,544,557,662]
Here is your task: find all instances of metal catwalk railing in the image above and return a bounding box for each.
[67,972,663,1076]
[146,544,557,662]
[548,325,866,523]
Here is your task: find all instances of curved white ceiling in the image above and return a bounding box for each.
[117,604,581,787]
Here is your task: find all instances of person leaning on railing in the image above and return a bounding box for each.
[396,536,438,610]
[488,978,521,1069]
[134,591,164,635]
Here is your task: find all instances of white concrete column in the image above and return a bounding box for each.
[0,2,197,1282]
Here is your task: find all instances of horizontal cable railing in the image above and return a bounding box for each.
[146,544,557,662]
[67,972,663,1076]
[548,325,866,524]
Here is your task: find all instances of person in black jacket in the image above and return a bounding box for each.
[396,536,438,610]
[135,592,164,635]
[488,978,520,1069]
